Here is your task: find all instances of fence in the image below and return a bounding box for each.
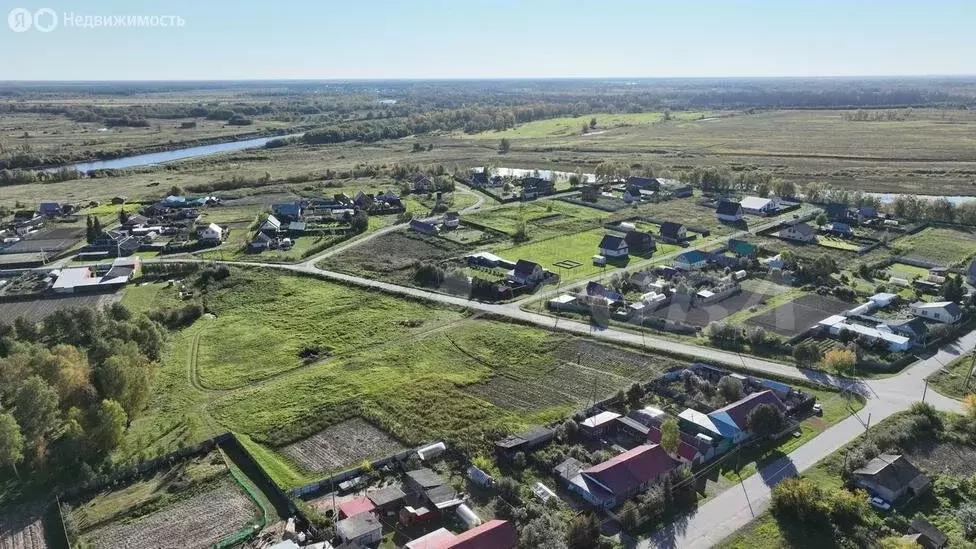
[290,447,422,500]
[213,459,269,549]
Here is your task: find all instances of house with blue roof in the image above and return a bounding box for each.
[273,203,303,221]
[727,238,758,258]
[673,250,709,271]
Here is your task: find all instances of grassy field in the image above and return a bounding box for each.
[116,268,690,489]
[886,261,932,280]
[892,226,976,266]
[189,269,468,389]
[814,235,862,251]
[492,228,630,283]
[927,352,975,399]
[460,111,709,139]
[464,199,608,240]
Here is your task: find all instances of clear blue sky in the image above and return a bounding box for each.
[2,0,975,80]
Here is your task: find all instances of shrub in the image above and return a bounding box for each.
[823,348,857,375]
[959,503,976,540]
[717,375,743,403]
[746,403,786,438]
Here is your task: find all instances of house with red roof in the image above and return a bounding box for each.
[556,444,678,508]
[421,519,517,549]
[707,389,787,442]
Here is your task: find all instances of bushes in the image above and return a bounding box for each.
[149,304,204,330]
[771,477,875,539]
[823,348,857,375]
[793,341,823,366]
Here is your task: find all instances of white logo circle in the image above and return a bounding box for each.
[8,7,33,32]
[33,7,56,32]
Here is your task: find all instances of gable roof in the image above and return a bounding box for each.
[339,496,375,518]
[513,259,542,276]
[367,485,406,507]
[728,239,757,256]
[582,410,621,428]
[709,390,786,431]
[436,520,517,549]
[263,214,281,230]
[599,234,627,250]
[625,230,655,246]
[786,222,815,235]
[273,203,302,217]
[912,301,961,316]
[909,517,948,548]
[471,172,490,186]
[410,219,437,233]
[826,221,852,232]
[740,196,773,211]
[660,221,684,238]
[582,444,676,495]
[676,250,707,264]
[716,200,742,216]
[406,468,446,490]
[854,454,925,493]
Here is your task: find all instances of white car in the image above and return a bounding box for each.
[813,403,823,415]
[869,497,891,511]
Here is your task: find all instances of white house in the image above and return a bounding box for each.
[910,301,962,324]
[260,214,282,234]
[598,234,629,258]
[818,315,911,352]
[740,196,777,216]
[507,259,547,286]
[443,211,460,228]
[777,222,817,243]
[197,223,223,243]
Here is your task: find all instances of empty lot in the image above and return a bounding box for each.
[746,294,851,337]
[651,290,769,327]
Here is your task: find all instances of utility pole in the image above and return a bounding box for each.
[965,352,976,392]
[922,379,928,402]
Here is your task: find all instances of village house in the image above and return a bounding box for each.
[406,520,518,549]
[778,221,817,243]
[260,215,282,234]
[622,185,644,203]
[520,176,554,199]
[409,219,439,236]
[555,444,678,509]
[670,185,694,198]
[598,234,629,258]
[818,315,911,352]
[727,238,758,258]
[659,221,687,243]
[740,196,777,216]
[366,485,406,514]
[627,176,660,191]
[272,203,303,221]
[823,221,854,237]
[581,411,622,438]
[248,232,274,252]
[716,200,744,222]
[853,454,931,504]
[625,230,656,254]
[86,229,141,257]
[910,301,962,324]
[413,174,435,193]
[196,223,224,243]
[38,202,63,217]
[673,250,709,271]
[122,213,151,228]
[506,259,546,286]
[443,211,460,228]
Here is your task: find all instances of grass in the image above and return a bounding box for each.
[189,269,468,389]
[893,227,976,266]
[465,199,608,240]
[927,352,975,399]
[815,235,862,251]
[460,111,709,139]
[886,261,932,280]
[492,228,631,283]
[120,281,181,313]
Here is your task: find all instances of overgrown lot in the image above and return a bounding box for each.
[893,226,976,266]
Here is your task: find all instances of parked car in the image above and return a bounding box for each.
[869,497,891,511]
[813,403,823,416]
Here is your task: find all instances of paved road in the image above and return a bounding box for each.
[641,329,976,549]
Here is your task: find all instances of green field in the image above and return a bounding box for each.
[465,199,607,240]
[117,269,685,489]
[461,111,709,139]
[894,227,976,266]
[886,261,932,280]
[815,235,862,251]
[493,228,630,282]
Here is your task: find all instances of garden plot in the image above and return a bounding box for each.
[0,293,121,323]
[0,506,49,549]
[893,227,976,266]
[281,417,407,472]
[745,294,851,337]
[80,477,259,549]
[325,230,472,284]
[650,290,769,327]
[904,439,976,478]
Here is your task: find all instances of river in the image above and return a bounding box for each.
[67,133,303,173]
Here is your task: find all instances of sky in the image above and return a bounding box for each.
[1,0,975,80]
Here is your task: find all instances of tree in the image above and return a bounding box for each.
[619,500,642,531]
[943,274,965,302]
[660,418,679,455]
[793,341,822,366]
[717,375,744,403]
[85,215,95,243]
[498,138,510,154]
[90,399,127,457]
[562,418,579,441]
[13,375,60,442]
[823,348,857,375]
[167,185,183,196]
[92,216,102,239]
[626,382,644,407]
[96,343,153,421]
[513,451,527,469]
[0,412,24,471]
[496,477,521,504]
[746,403,786,437]
[520,513,567,549]
[566,513,601,549]
[589,117,597,129]
[957,503,976,541]
[815,212,828,226]
[581,123,589,135]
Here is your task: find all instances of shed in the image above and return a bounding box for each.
[339,496,376,519]
[367,485,406,511]
[336,513,383,545]
[417,441,447,460]
[581,411,622,437]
